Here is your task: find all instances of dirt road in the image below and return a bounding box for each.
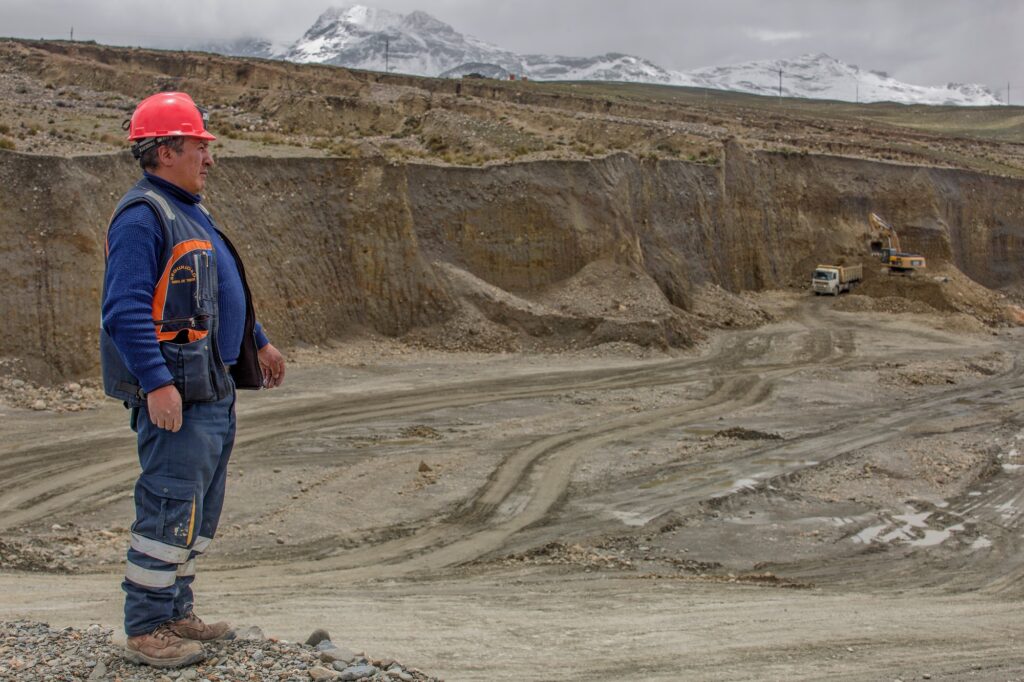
[2,296,1023,680]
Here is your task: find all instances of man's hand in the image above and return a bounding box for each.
[147,384,183,432]
[258,343,286,389]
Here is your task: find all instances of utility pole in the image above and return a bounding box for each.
[778,68,782,102]
[1008,82,1011,106]
[856,79,859,104]
[69,26,73,41]
[385,37,389,74]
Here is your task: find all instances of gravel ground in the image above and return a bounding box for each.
[0,621,440,681]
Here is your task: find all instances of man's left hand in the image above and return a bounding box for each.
[258,343,286,389]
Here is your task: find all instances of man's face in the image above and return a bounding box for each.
[160,137,214,194]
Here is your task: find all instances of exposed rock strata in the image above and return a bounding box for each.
[2,144,1023,382]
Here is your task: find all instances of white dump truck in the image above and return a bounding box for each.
[811,264,863,296]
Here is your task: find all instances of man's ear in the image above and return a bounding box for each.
[156,143,177,167]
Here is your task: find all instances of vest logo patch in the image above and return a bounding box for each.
[171,264,197,285]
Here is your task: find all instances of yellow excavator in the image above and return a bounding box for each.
[868,212,926,274]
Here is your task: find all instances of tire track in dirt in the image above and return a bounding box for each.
[4,313,1009,590]
[692,357,1024,594]
[0,323,795,531]
[222,322,854,583]
[220,373,775,586]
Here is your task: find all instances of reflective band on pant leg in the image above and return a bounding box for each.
[125,561,178,589]
[176,558,196,577]
[130,532,191,564]
[192,536,213,553]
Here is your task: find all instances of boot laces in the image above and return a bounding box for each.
[179,611,201,626]
[152,622,182,641]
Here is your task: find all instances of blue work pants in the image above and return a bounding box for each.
[122,386,236,636]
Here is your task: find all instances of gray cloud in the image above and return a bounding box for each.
[1,0,1020,95]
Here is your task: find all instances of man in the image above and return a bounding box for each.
[100,91,286,668]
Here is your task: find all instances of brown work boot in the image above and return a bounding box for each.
[123,623,206,668]
[166,611,234,641]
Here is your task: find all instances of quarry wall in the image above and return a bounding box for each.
[3,143,1024,382]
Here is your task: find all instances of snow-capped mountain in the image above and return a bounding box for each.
[673,53,1001,106]
[193,37,280,59]
[440,53,674,83]
[198,5,1000,107]
[284,5,527,76]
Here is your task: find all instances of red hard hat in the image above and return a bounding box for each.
[127,91,216,141]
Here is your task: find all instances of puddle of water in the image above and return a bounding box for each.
[609,510,655,527]
[851,512,966,548]
[995,501,1018,519]
[1002,464,1023,472]
[852,524,888,544]
[909,529,952,547]
[891,512,931,528]
[792,515,874,528]
[907,523,965,548]
[758,458,820,469]
[815,516,854,527]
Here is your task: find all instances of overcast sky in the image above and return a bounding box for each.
[2,0,1021,96]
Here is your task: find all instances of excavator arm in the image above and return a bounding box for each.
[868,212,901,252]
[867,212,925,273]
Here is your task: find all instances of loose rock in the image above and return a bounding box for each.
[0,620,439,681]
[306,628,332,646]
[87,660,107,679]
[310,665,340,681]
[319,643,356,665]
[338,664,379,681]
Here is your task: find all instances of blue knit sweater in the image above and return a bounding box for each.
[101,173,269,393]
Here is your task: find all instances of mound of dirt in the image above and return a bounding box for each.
[406,259,705,352]
[837,263,1018,327]
[687,283,776,329]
